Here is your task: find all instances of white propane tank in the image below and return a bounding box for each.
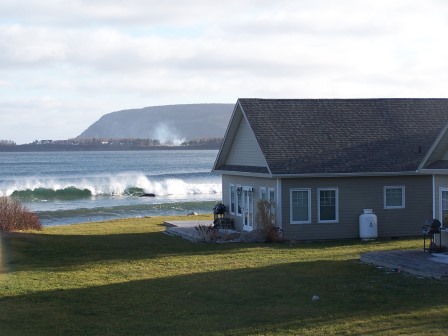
[359,209,378,240]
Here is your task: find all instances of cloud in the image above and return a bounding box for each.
[2,0,448,143]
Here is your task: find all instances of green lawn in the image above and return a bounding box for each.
[0,215,447,335]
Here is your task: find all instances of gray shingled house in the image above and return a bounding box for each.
[212,98,448,240]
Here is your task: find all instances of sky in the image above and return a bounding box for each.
[2,0,448,144]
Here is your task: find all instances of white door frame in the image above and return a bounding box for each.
[439,187,448,226]
[242,186,254,231]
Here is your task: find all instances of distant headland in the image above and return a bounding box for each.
[0,103,233,152]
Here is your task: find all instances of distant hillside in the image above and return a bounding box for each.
[77,104,234,143]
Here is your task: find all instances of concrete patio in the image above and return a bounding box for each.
[163,220,213,242]
[164,219,238,242]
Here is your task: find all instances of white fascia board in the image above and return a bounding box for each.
[213,170,429,178]
[212,100,241,171]
[212,170,273,178]
[238,103,272,175]
[418,169,448,175]
[270,171,425,179]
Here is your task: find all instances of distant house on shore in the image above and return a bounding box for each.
[212,98,448,240]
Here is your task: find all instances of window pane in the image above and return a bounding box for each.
[319,189,336,221]
[269,189,275,215]
[237,189,242,214]
[260,188,267,200]
[385,188,403,207]
[292,190,309,222]
[320,206,335,220]
[230,185,235,213]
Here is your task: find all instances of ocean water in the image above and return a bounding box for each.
[0,150,222,226]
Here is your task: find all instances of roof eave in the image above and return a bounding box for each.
[238,100,272,175]
[212,169,432,178]
[212,100,241,171]
[417,168,448,175]
[212,169,273,178]
[270,171,426,178]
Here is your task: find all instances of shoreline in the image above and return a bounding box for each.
[39,213,215,230]
[0,144,220,152]
[40,212,215,228]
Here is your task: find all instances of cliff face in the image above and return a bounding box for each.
[77,104,234,141]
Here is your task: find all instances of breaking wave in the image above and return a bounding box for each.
[11,187,93,200]
[1,173,221,200]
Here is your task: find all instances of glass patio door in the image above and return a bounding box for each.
[440,188,448,226]
[242,188,254,231]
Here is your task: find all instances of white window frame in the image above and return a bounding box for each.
[384,186,405,209]
[229,184,236,215]
[318,188,339,223]
[290,188,311,224]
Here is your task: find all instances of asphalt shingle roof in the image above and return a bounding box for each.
[238,98,448,175]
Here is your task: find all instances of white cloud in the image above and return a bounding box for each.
[1,0,448,143]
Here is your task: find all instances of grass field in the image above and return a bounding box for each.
[1,215,448,335]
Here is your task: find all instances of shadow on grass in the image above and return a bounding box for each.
[2,228,418,272]
[1,259,448,336]
[2,228,421,274]
[2,230,230,272]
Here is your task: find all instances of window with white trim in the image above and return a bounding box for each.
[229,185,235,214]
[318,188,338,223]
[290,188,311,224]
[384,186,405,209]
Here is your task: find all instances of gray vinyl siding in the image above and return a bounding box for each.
[221,174,276,231]
[281,175,433,240]
[225,116,267,167]
[434,175,448,222]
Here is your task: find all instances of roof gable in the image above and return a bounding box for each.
[225,114,267,167]
[213,103,269,174]
[235,98,448,175]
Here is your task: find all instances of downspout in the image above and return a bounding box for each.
[433,175,436,219]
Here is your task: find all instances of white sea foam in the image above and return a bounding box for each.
[0,173,221,197]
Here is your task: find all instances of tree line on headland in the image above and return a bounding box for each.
[0,140,16,146]
[0,137,223,151]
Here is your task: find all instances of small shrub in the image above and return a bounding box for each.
[0,197,42,231]
[194,224,217,243]
[255,200,283,242]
